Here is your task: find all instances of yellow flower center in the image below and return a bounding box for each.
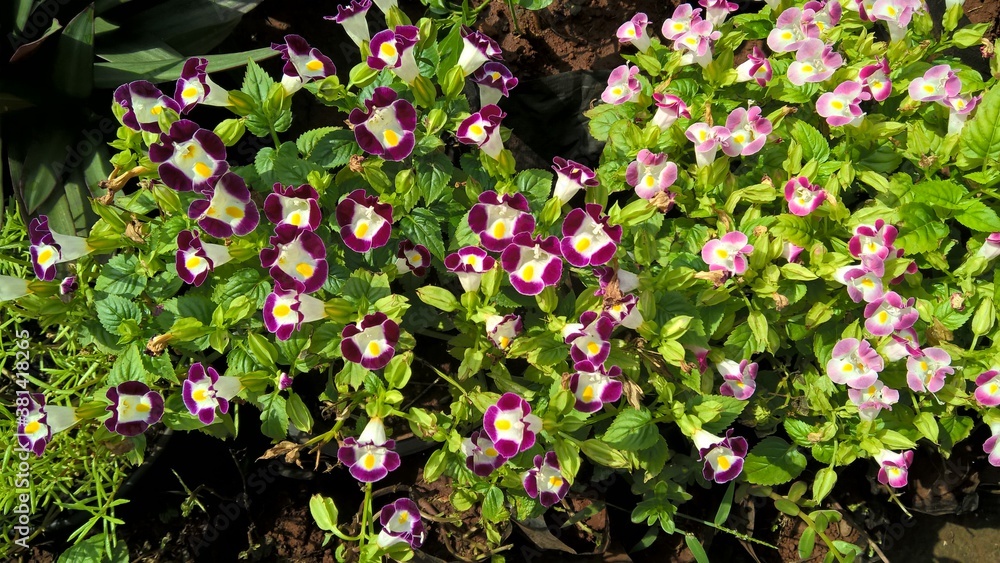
[582,385,594,401]
[548,476,564,488]
[185,256,204,270]
[38,248,54,264]
[878,311,888,324]
[226,206,244,219]
[380,42,398,58]
[469,124,485,137]
[499,336,511,349]
[355,222,369,238]
[587,342,600,355]
[194,162,212,177]
[485,447,498,457]
[368,341,382,356]
[801,64,814,73]
[193,389,209,402]
[716,249,729,259]
[24,421,41,434]
[717,455,731,470]
[363,453,376,469]
[521,264,535,281]
[295,262,314,278]
[575,237,591,252]
[923,83,935,93]
[306,59,323,71]
[495,419,511,431]
[383,129,400,148]
[273,304,291,317]
[182,86,198,99]
[831,100,844,110]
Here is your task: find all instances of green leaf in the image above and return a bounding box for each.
[772,215,814,248]
[95,47,277,88]
[955,199,1000,232]
[791,121,829,162]
[685,535,710,563]
[910,180,967,209]
[897,203,951,253]
[53,5,95,98]
[309,494,340,532]
[960,85,1000,168]
[113,0,264,54]
[57,532,128,563]
[714,482,735,526]
[108,345,148,386]
[482,486,505,522]
[798,526,816,559]
[96,294,143,335]
[95,254,146,298]
[296,126,340,157]
[308,129,363,169]
[744,437,807,486]
[212,268,271,308]
[247,333,279,369]
[812,467,837,502]
[400,207,446,261]
[259,392,288,440]
[514,168,553,210]
[603,408,658,450]
[415,151,454,205]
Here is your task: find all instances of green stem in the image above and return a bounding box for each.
[363,482,374,541]
[269,126,281,149]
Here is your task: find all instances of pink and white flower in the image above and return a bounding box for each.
[735,46,773,87]
[826,338,884,389]
[462,430,508,477]
[368,25,421,84]
[849,220,898,260]
[114,81,182,133]
[699,0,738,26]
[908,64,961,103]
[445,246,496,293]
[472,62,518,107]
[804,0,843,32]
[784,176,827,216]
[984,423,1000,467]
[395,240,431,277]
[816,81,868,127]
[501,234,564,296]
[626,149,678,200]
[483,392,542,458]
[563,310,614,365]
[551,157,598,204]
[570,360,623,413]
[767,7,819,53]
[875,449,913,488]
[661,5,702,41]
[457,26,502,76]
[486,313,522,351]
[783,242,804,263]
[943,93,981,135]
[617,13,652,53]
[848,381,899,421]
[977,233,1000,260]
[884,326,921,362]
[673,19,721,67]
[685,122,730,167]
[523,451,570,507]
[272,34,336,95]
[187,172,259,238]
[175,229,232,287]
[105,381,164,437]
[17,393,76,457]
[701,231,754,276]
[870,0,923,41]
[650,93,691,130]
[337,418,401,482]
[264,183,321,232]
[259,225,328,293]
[721,106,771,157]
[560,204,622,267]
[340,313,400,370]
[833,264,884,303]
[692,428,748,484]
[906,347,954,393]
[717,360,758,400]
[174,57,229,113]
[350,87,417,161]
[182,363,241,425]
[335,189,393,253]
[859,58,892,102]
[263,287,328,341]
[29,216,93,281]
[973,369,1000,407]
[786,39,842,85]
[863,291,918,337]
[457,104,507,159]
[325,0,372,47]
[468,191,535,252]
[377,498,425,550]
[148,119,228,192]
[601,64,641,105]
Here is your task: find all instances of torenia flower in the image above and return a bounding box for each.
[908,64,961,102]
[551,157,598,204]
[674,19,721,67]
[457,26,502,76]
[859,58,892,102]
[701,232,754,276]
[368,26,421,84]
[174,58,230,112]
[722,106,771,157]
[468,191,535,252]
[483,392,542,458]
[445,246,496,293]
[340,312,400,370]
[337,418,401,482]
[626,149,678,200]
[182,363,241,425]
[148,119,228,192]
[944,93,981,135]
[457,104,506,159]
[692,428,748,484]
[735,46,773,87]
[563,311,614,365]
[500,233,563,296]
[17,393,76,457]
[884,326,920,362]
[786,39,842,85]
[767,8,819,52]
[486,313,522,351]
[871,0,923,41]
[826,338,884,389]
[336,189,393,253]
[571,360,623,413]
[187,172,259,238]
[717,360,758,400]
[875,449,914,488]
[264,183,321,232]
[864,291,918,337]
[371,0,398,13]
[325,0,372,47]
[259,226,328,293]
[523,452,570,507]
[395,240,431,277]
[350,87,417,161]
[593,266,639,296]
[848,381,900,421]
[272,34,336,95]
[817,81,868,127]
[472,62,518,107]
[278,372,293,390]
[650,93,691,130]
[784,176,827,216]
[105,382,164,437]
[977,233,1000,260]
[263,287,328,341]
[601,64,641,105]
[617,13,652,53]
[804,0,843,32]
[462,431,507,477]
[685,122,730,167]
[114,81,181,133]
[560,204,622,268]
[59,276,78,297]
[850,220,898,259]
[0,275,31,302]
[700,0,738,26]
[661,4,702,41]
[833,264,884,303]
[782,242,804,263]
[603,293,643,329]
[29,216,93,281]
[906,347,954,393]
[377,498,425,549]
[176,230,232,287]
[985,423,1000,467]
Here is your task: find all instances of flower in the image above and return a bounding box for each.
[805,0,843,31]
[368,25,421,84]
[500,233,563,296]
[114,81,181,133]
[661,4,702,41]
[884,326,921,362]
[984,423,1000,467]
[782,242,804,263]
[767,7,819,52]
[457,104,506,159]
[264,183,322,232]
[560,204,622,268]
[721,106,771,157]
[551,157,598,204]
[833,264,885,303]
[349,87,417,161]
[395,240,431,277]
[523,452,570,507]
[784,176,827,216]
[263,287,328,341]
[864,291,918,337]
[29,216,93,281]
[17,393,76,457]
[471,62,518,107]
[685,122,730,167]
[816,81,867,127]
[187,172,259,238]
[341,313,400,370]
[483,392,542,458]
[735,45,773,87]
[859,58,892,102]
[701,232,754,276]
[570,360,623,413]
[906,347,954,393]
[700,0,738,26]
[59,276,78,297]
[335,189,394,253]
[673,19,721,67]
[272,34,336,94]
[0,275,31,302]
[468,191,535,252]
[337,418,401,482]
[871,0,923,41]
[848,381,899,421]
[105,381,164,437]
[260,226,328,293]
[445,246,496,293]
[377,498,425,549]
[908,64,961,102]
[875,449,913,488]
[182,363,241,424]
[486,314,522,351]
[717,360,758,400]
[563,311,614,365]
[278,372,293,391]
[175,230,232,286]
[650,93,691,130]
[601,64,641,105]
[826,338,884,389]
[148,119,228,192]
[977,233,1000,260]
[617,13,652,53]
[849,220,898,259]
[603,293,643,329]
[593,266,639,296]
[325,0,372,47]
[692,428,748,484]
[786,39,842,85]
[976,369,1000,406]
[457,26,502,76]
[944,93,981,135]
[371,0,398,13]
[626,149,678,200]
[461,431,507,477]
[174,57,229,113]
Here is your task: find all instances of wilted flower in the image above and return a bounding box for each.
[272,34,336,94]
[471,62,518,107]
[501,234,563,296]
[325,0,373,47]
[174,58,230,113]
[176,230,232,286]
[767,7,819,52]
[735,45,773,87]
[187,172,259,238]
[875,449,913,488]
[786,39,842,85]
[376,498,425,549]
[337,418,400,482]
[908,64,961,102]
[717,360,758,400]
[593,266,640,296]
[485,313,522,351]
[692,428,748,484]
[906,348,954,393]
[260,225,329,293]
[563,310,614,365]
[341,312,400,370]
[784,176,827,216]
[570,360,623,413]
[701,231,754,276]
[551,157,598,204]
[29,216,93,281]
[457,104,506,159]
[461,431,507,477]
[685,122,730,167]
[483,392,542,458]
[350,87,417,161]
[368,25,421,84]
[114,81,181,133]
[336,189,393,253]
[182,363,241,424]
[661,4,702,41]
[816,81,867,127]
[523,452,570,507]
[457,26,502,76]
[603,293,643,329]
[560,204,622,268]
[395,240,431,277]
[617,13,652,53]
[601,64,641,105]
[626,149,678,200]
[445,246,496,293]
[859,58,892,102]
[59,276,78,297]
[148,119,228,192]
[826,338,884,389]
[848,381,900,421]
[105,381,164,437]
[782,242,804,263]
[864,291,918,337]
[17,393,76,457]
[278,372,293,391]
[263,287,328,340]
[721,106,771,157]
[264,183,321,232]
[650,93,691,130]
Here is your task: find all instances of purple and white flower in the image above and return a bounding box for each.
[975,368,1000,407]
[457,104,506,159]
[175,229,232,287]
[560,204,622,268]
[337,418,401,482]
[114,81,182,133]
[182,363,241,425]
[603,293,643,329]
[721,106,771,157]
[859,58,892,102]
[263,287,328,341]
[650,93,691,130]
[685,122,730,167]
[826,338,884,389]
[174,58,230,113]
[335,189,393,253]
[784,176,827,216]
[500,233,563,296]
[692,428,748,484]
[875,449,913,488]
[461,431,507,477]
[29,216,92,281]
[523,451,570,507]
[350,87,417,161]
[17,393,76,457]
[483,392,542,458]
[272,34,336,94]
[906,347,954,393]
[570,360,623,413]
[485,313,522,351]
[735,45,773,87]
[816,81,868,127]
[701,231,754,276]
[551,157,598,204]
[395,240,431,277]
[260,226,328,293]
[325,0,372,47]
[468,191,535,252]
[563,311,614,365]
[804,0,843,32]
[340,313,400,370]
[471,62,518,107]
[59,276,78,297]
[617,13,652,53]
[148,119,228,193]
[717,360,758,400]
[626,149,678,200]
[377,498,425,549]
[848,381,899,421]
[833,263,884,303]
[457,26,502,76]
[662,5,702,41]
[786,39,842,85]
[908,64,961,103]
[187,172,259,238]
[368,26,421,84]
[864,291,918,337]
[445,246,496,293]
[593,266,639,296]
[850,220,898,260]
[264,183,321,232]
[105,381,164,437]
[601,64,641,105]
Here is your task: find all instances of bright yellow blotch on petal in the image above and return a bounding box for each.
[226,206,244,219]
[380,42,398,58]
[521,264,535,282]
[363,453,376,469]
[831,100,844,110]
[469,124,485,137]
[182,86,198,99]
[781,31,792,40]
[136,402,151,413]
[494,419,511,431]
[295,262,315,277]
[383,129,400,148]
[194,162,212,177]
[717,456,731,470]
[582,385,594,402]
[490,72,501,81]
[492,221,506,239]
[306,59,323,71]
[575,237,591,253]
[193,389,209,402]
[485,447,498,457]
[398,512,409,524]
[499,336,511,349]
[923,83,935,93]
[878,311,889,324]
[716,249,729,259]
[867,385,876,395]
[990,383,999,394]
[843,362,854,372]
[151,106,163,115]
[37,248,54,264]
[24,421,40,434]
[801,64,814,73]
[548,476,563,488]
[368,341,382,356]
[185,256,203,270]
[861,279,874,288]
[273,304,291,317]
[586,342,600,355]
[355,222,369,239]
[289,213,303,226]
[466,255,479,267]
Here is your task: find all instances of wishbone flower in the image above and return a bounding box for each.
[260,225,328,294]
[905,347,954,393]
[816,81,868,127]
[717,359,758,400]
[457,26,502,76]
[500,233,563,296]
[187,172,260,238]
[692,428,748,484]
[786,39,842,85]
[523,451,570,507]
[485,313,522,351]
[908,64,961,103]
[148,119,228,193]
[661,4,702,41]
[29,216,93,281]
[551,157,598,204]
[563,310,614,365]
[263,287,328,341]
[650,93,691,131]
[350,87,417,161]
[376,498,425,549]
[685,122,730,167]
[114,81,181,133]
[570,360,623,413]
[337,418,400,482]
[626,149,678,201]
[859,58,892,102]
[335,189,394,253]
[17,393,77,457]
[976,368,1000,407]
[395,240,431,277]
[471,62,518,108]
[483,392,542,458]
[105,381,164,437]
[560,204,622,268]
[701,231,754,276]
[457,104,506,159]
[468,191,535,252]
[863,291,918,337]
[264,183,322,232]
[826,337,884,389]
[445,246,496,293]
[341,313,400,370]
[848,380,899,421]
[601,64,641,105]
[175,229,232,287]
[603,293,643,329]
[368,25,421,84]
[735,45,772,87]
[182,363,242,425]
[617,13,652,53]
[783,176,827,216]
[324,0,372,47]
[461,430,508,477]
[272,34,336,95]
[174,57,230,113]
[984,423,1000,467]
[875,449,913,488]
[721,106,771,157]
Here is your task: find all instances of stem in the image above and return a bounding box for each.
[363,482,374,542]
[269,126,281,148]
[769,493,846,563]
[505,0,521,34]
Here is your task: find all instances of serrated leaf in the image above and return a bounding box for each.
[400,207,446,261]
[514,168,553,211]
[296,126,340,157]
[959,85,1000,168]
[95,254,146,297]
[308,129,363,169]
[415,151,454,205]
[744,437,807,486]
[772,215,814,248]
[911,180,967,210]
[897,203,951,253]
[603,408,658,450]
[212,268,271,308]
[955,199,1000,232]
[791,120,829,162]
[259,392,288,440]
[108,345,148,386]
[96,294,143,335]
